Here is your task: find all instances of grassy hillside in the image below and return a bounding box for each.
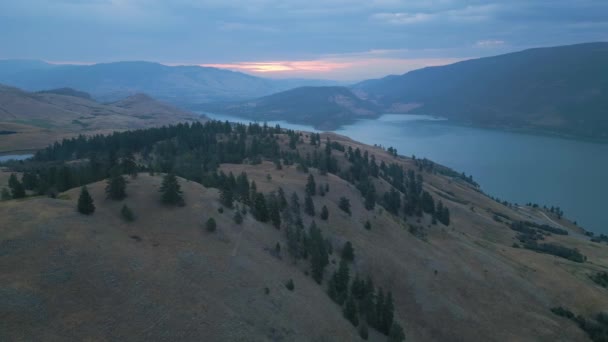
[202,86,379,130]
[1,121,607,341]
[0,84,203,152]
[354,42,608,140]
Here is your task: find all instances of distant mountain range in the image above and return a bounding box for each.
[354,42,608,139]
[2,42,607,139]
[208,42,608,139]
[0,60,339,105]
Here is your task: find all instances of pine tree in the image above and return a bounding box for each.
[106,170,127,200]
[8,174,25,199]
[268,193,282,229]
[306,174,316,196]
[206,217,217,232]
[359,321,369,340]
[121,204,135,222]
[1,188,10,201]
[233,211,243,224]
[159,173,184,206]
[387,322,405,342]
[339,197,351,215]
[121,152,138,178]
[321,205,329,220]
[343,295,359,327]
[219,186,234,208]
[304,193,315,216]
[342,241,355,262]
[382,291,395,334]
[77,186,95,215]
[253,193,269,222]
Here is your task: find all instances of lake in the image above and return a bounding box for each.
[0,154,33,162]
[203,112,608,233]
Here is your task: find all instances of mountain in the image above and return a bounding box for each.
[0,60,339,105]
[201,86,380,130]
[1,122,605,341]
[354,42,608,139]
[0,84,203,152]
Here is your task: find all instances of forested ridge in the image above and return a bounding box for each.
[2,120,461,340]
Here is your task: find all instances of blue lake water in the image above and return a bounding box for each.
[203,112,607,233]
[0,154,33,162]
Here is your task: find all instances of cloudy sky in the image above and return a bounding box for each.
[1,0,607,80]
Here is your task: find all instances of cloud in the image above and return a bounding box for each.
[0,0,607,79]
[199,50,465,80]
[475,39,505,47]
[371,12,433,25]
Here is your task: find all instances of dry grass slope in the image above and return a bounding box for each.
[1,132,607,341]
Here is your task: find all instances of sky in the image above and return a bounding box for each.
[1,0,607,81]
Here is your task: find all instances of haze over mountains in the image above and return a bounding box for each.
[0,60,339,104]
[1,42,607,140]
[209,42,608,139]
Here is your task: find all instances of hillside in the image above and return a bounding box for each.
[0,84,203,152]
[0,60,338,104]
[2,121,608,341]
[201,86,380,130]
[354,42,608,140]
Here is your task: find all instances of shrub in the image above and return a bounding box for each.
[206,217,217,232]
[121,204,135,222]
[285,279,294,291]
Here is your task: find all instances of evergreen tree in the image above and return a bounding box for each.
[253,193,269,222]
[219,186,234,208]
[342,241,355,262]
[343,295,359,327]
[375,288,385,331]
[159,173,184,206]
[121,152,138,178]
[233,211,243,224]
[21,172,38,190]
[121,204,135,222]
[321,205,329,220]
[382,291,395,334]
[359,322,369,340]
[105,170,127,200]
[364,220,372,230]
[305,193,315,216]
[306,174,316,196]
[309,221,329,283]
[77,186,95,215]
[8,174,25,199]
[339,197,351,215]
[206,217,217,232]
[1,188,10,201]
[267,192,282,229]
[277,187,288,211]
[387,322,405,342]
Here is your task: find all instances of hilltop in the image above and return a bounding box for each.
[1,121,607,341]
[0,84,204,153]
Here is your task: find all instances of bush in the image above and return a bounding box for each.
[206,217,217,232]
[121,204,135,222]
[234,211,243,224]
[339,197,351,215]
[285,279,294,291]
